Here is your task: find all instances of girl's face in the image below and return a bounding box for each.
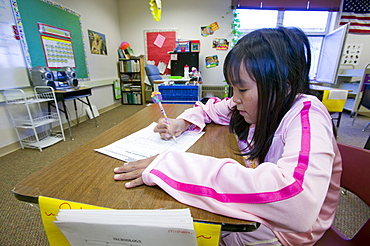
[232,67,258,124]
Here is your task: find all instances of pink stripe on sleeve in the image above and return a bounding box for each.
[150,101,312,204]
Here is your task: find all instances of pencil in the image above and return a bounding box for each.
[151,92,177,143]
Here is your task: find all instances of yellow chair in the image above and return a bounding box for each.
[321,90,348,127]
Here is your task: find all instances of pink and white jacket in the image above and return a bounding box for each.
[142,94,342,245]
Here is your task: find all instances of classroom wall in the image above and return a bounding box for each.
[117,0,233,85]
[0,0,234,155]
[0,0,122,154]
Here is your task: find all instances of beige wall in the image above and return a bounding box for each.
[117,0,233,85]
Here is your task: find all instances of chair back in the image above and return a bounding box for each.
[145,65,162,87]
[315,142,370,245]
[360,84,370,111]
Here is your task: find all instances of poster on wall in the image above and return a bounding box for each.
[213,38,229,50]
[205,55,219,68]
[200,22,219,37]
[88,29,108,55]
[38,23,76,68]
[341,43,362,65]
[41,35,75,68]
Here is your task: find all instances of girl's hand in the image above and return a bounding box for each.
[113,155,158,188]
[154,118,191,140]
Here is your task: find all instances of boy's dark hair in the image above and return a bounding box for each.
[224,27,312,162]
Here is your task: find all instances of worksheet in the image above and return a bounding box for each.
[95,122,204,162]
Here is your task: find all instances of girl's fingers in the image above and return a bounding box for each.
[125,177,144,188]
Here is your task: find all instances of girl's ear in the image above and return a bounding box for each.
[286,81,291,96]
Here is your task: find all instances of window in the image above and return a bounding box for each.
[235,9,333,33]
[237,9,278,31]
[283,11,330,33]
[234,9,337,79]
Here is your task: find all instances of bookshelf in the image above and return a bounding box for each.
[119,56,145,105]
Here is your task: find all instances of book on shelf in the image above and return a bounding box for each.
[133,91,142,104]
[122,91,142,104]
[117,49,125,59]
[120,60,140,73]
[120,74,131,81]
[130,85,141,91]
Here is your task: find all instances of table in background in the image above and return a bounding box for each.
[310,84,352,92]
[12,104,257,231]
[51,87,98,140]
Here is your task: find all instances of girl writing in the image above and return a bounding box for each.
[114,27,342,245]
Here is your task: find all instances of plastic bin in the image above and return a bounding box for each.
[158,85,199,104]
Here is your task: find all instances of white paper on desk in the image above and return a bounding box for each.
[328,90,348,100]
[53,209,197,246]
[95,122,204,162]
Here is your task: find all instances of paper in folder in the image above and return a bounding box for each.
[54,209,197,246]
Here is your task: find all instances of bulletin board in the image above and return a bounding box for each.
[13,0,89,79]
[144,29,177,74]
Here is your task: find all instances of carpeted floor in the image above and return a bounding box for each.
[0,104,369,245]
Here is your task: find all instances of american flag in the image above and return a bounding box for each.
[339,0,370,34]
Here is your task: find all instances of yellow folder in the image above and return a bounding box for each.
[39,196,220,246]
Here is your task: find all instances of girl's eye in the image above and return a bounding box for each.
[239,89,247,92]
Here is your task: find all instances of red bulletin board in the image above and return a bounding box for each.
[145,30,177,74]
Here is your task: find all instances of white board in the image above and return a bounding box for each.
[0,0,30,89]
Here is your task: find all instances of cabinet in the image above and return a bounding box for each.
[335,63,370,115]
[2,86,65,151]
[170,52,199,76]
[119,56,145,105]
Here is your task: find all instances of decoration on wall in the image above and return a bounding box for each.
[154,34,166,48]
[38,23,75,68]
[231,9,243,47]
[88,30,107,55]
[341,43,363,65]
[190,40,200,52]
[205,55,219,68]
[41,35,75,68]
[12,25,20,40]
[176,40,190,52]
[200,22,219,37]
[339,0,370,34]
[212,38,229,50]
[149,0,161,21]
[144,29,177,74]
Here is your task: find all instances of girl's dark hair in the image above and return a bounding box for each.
[224,26,313,162]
